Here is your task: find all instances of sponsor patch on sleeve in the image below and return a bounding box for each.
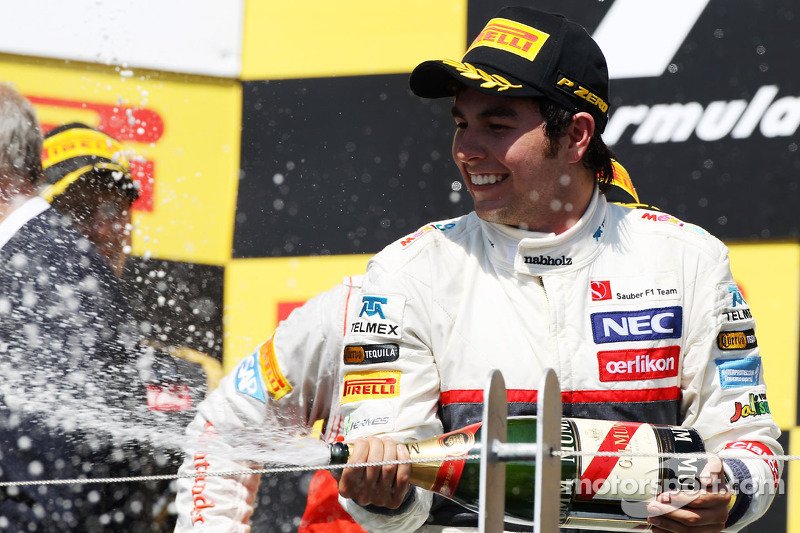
[258,338,293,401]
[344,343,400,365]
[723,441,780,488]
[234,351,267,403]
[399,222,457,249]
[717,329,757,350]
[718,283,754,324]
[341,370,401,404]
[729,392,770,423]
[716,356,761,389]
[348,294,405,339]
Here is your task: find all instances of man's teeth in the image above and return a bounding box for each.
[470,174,507,185]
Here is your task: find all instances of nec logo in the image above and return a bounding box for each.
[591,306,682,344]
[590,280,612,301]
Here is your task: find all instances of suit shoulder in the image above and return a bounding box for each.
[616,205,727,258]
[369,214,476,272]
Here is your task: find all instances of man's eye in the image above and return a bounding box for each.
[489,123,510,131]
[454,121,467,130]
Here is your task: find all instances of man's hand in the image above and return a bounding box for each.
[338,436,411,509]
[647,455,731,532]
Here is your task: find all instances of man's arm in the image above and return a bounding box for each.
[334,260,443,532]
[174,284,351,530]
[664,244,782,532]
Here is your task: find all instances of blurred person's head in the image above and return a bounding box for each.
[41,123,139,277]
[0,83,42,204]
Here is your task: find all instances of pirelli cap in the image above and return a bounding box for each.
[41,122,139,202]
[409,6,610,132]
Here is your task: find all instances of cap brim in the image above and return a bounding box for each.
[409,59,546,99]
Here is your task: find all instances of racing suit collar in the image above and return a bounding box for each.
[479,187,608,276]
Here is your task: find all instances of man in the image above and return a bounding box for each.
[40,122,216,404]
[0,85,153,529]
[333,7,780,533]
[39,122,217,529]
[175,7,780,533]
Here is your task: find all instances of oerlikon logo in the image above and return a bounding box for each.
[28,95,164,212]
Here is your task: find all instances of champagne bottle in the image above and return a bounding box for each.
[330,416,719,530]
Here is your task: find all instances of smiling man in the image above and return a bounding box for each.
[331,6,781,533]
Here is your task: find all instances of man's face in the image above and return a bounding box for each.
[451,88,571,229]
[56,183,132,278]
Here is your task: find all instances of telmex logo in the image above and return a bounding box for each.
[359,296,387,319]
[467,18,550,61]
[28,95,164,212]
[591,306,682,344]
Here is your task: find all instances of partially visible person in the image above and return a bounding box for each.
[40,122,218,401]
[39,122,219,529]
[173,276,362,531]
[0,84,151,530]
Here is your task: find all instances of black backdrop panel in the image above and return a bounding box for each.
[235,75,466,257]
[123,258,224,361]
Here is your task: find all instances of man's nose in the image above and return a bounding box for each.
[453,131,485,163]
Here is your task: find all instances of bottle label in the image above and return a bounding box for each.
[570,419,661,502]
[404,422,479,496]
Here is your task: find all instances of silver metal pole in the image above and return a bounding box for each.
[535,369,562,533]
[479,369,508,533]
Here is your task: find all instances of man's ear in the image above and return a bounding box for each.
[566,112,595,163]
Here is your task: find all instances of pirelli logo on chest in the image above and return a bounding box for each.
[341,371,401,404]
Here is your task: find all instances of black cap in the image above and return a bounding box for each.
[41,122,140,202]
[409,6,610,132]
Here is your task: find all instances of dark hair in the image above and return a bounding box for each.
[538,99,614,191]
[0,83,43,182]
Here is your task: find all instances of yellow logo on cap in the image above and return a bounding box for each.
[466,18,550,61]
[441,60,522,92]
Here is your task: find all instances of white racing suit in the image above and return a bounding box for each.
[336,189,781,531]
[174,277,362,531]
[176,189,781,531]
